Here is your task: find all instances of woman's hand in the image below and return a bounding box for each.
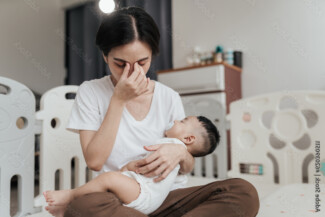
[113,62,150,103]
[135,143,188,182]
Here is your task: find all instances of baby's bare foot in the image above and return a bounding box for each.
[45,205,66,217]
[44,190,74,206]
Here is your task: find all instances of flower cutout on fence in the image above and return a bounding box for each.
[259,96,318,151]
[240,95,319,151]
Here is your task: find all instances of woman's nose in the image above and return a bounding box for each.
[129,65,134,73]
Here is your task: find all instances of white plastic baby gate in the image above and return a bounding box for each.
[227,91,325,185]
[0,76,95,217]
[0,77,36,217]
[33,85,92,213]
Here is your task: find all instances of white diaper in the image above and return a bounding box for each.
[121,164,180,215]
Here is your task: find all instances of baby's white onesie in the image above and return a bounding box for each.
[121,137,187,215]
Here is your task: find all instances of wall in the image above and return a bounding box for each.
[0,0,65,94]
[172,0,325,97]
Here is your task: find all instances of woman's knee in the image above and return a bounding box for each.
[208,178,259,216]
[231,178,260,216]
[64,192,121,217]
[231,177,255,188]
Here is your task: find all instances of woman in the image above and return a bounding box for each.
[48,6,259,217]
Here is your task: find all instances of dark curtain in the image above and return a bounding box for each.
[65,0,172,85]
[64,3,107,85]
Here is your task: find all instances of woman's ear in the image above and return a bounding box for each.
[102,53,108,64]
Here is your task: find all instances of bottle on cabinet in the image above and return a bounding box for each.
[224,48,234,65]
[214,45,223,63]
[186,45,242,67]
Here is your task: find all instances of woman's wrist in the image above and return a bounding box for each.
[111,94,127,106]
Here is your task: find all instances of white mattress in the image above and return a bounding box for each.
[258,183,325,217]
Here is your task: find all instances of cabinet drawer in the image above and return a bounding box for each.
[158,65,225,94]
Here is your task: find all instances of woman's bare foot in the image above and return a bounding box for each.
[43,190,74,206]
[45,205,67,217]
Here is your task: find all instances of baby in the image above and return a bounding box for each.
[43,115,220,215]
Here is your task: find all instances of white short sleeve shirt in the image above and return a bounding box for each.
[66,75,187,188]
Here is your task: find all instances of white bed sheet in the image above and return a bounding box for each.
[258,183,325,217]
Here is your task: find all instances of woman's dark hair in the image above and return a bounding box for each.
[193,116,220,157]
[96,7,160,56]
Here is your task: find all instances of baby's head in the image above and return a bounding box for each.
[165,116,220,157]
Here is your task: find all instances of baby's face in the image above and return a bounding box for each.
[165,116,200,139]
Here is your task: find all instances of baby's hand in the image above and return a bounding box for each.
[120,159,141,172]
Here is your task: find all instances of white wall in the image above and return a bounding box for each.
[61,0,93,9]
[172,0,325,97]
[0,0,65,94]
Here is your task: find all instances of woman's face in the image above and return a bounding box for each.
[103,40,152,84]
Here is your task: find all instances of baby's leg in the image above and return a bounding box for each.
[44,171,140,206]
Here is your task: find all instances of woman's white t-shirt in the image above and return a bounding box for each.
[66,75,187,189]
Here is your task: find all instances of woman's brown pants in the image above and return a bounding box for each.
[63,178,259,217]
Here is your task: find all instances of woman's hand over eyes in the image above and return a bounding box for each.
[135,143,187,182]
[113,62,150,102]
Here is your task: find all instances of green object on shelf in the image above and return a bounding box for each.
[215,45,223,53]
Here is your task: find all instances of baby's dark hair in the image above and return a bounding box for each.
[193,116,220,157]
